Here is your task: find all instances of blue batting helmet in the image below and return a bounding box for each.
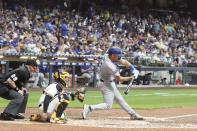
[107,47,123,59]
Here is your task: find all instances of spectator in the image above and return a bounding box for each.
[158,77,168,85]
[142,73,152,85]
[176,76,183,85]
[134,73,152,85]
[80,64,94,86]
[0,1,196,68]
[32,71,48,88]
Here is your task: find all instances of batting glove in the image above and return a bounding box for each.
[132,69,139,79]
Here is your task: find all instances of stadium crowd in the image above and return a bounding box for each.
[0,1,196,67]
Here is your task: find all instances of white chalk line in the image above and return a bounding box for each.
[103,116,171,122]
[164,113,197,120]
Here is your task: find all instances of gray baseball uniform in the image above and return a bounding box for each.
[90,55,138,116]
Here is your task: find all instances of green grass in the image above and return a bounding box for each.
[1,88,197,109]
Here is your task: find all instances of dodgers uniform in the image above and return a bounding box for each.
[90,55,138,116]
[82,47,143,120]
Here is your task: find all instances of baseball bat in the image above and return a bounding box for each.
[124,77,134,95]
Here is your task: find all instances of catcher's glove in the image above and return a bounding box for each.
[29,114,48,122]
[75,87,86,102]
[29,114,41,121]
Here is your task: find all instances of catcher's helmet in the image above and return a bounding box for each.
[53,71,70,86]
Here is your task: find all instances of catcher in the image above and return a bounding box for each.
[29,71,86,124]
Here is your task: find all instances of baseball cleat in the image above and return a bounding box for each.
[50,118,66,124]
[12,113,25,119]
[0,113,15,121]
[82,104,90,119]
[130,114,144,120]
[50,112,67,124]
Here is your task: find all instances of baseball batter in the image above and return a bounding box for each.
[82,47,143,120]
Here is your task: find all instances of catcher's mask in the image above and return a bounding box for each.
[53,71,70,87]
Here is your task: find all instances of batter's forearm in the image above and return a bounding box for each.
[120,59,132,68]
[119,76,132,82]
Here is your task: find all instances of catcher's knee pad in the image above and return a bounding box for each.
[56,101,68,117]
[47,93,70,115]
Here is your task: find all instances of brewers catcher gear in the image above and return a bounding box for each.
[74,87,86,102]
[53,71,70,87]
[50,112,67,124]
[34,91,71,123]
[33,83,85,123]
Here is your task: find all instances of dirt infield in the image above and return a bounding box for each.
[1,107,197,131]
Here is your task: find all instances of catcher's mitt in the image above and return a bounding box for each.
[29,114,48,122]
[75,87,86,102]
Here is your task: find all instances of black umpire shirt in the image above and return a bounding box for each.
[0,65,31,90]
